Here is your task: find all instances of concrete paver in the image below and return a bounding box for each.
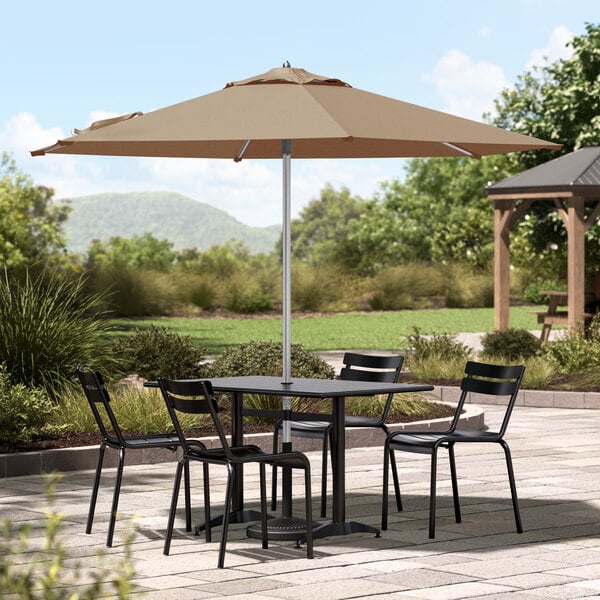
[2,404,600,598]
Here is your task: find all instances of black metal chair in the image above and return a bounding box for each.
[272,352,404,517]
[381,360,525,539]
[76,368,203,547]
[158,377,314,569]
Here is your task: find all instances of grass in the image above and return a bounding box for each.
[111,306,546,354]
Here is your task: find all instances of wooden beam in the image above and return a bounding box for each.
[494,199,514,330]
[567,197,586,333]
[585,200,600,232]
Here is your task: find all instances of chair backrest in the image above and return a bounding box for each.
[158,378,233,459]
[340,352,404,422]
[452,361,525,438]
[76,368,125,446]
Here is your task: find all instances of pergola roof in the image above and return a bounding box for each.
[486,146,600,334]
[488,146,600,197]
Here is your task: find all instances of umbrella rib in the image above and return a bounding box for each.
[442,142,480,159]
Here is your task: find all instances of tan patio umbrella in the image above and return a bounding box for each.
[32,66,559,504]
[32,65,559,378]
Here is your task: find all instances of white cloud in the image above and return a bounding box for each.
[526,25,574,70]
[422,49,510,120]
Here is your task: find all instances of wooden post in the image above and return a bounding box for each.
[494,199,513,331]
[567,197,586,332]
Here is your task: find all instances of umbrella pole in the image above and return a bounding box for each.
[281,139,293,517]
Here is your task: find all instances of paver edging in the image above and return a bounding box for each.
[0,400,483,479]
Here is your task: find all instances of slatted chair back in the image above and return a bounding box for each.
[340,352,404,422]
[76,368,126,447]
[158,378,233,457]
[452,361,525,437]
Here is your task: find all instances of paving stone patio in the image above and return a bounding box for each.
[3,403,600,598]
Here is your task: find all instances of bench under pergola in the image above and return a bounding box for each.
[487,146,600,334]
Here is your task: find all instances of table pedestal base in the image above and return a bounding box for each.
[246,516,318,541]
[194,509,266,536]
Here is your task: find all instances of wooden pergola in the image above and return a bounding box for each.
[487,147,600,333]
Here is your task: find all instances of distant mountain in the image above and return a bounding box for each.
[61,191,280,254]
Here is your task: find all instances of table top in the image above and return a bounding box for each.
[204,375,433,398]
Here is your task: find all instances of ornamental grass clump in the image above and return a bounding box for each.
[0,268,113,398]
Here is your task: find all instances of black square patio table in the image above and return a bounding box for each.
[201,375,434,542]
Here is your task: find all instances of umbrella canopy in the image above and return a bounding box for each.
[32,66,559,160]
[32,64,560,391]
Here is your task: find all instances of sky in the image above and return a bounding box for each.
[1,1,597,227]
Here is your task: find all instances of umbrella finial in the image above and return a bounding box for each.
[282,60,291,67]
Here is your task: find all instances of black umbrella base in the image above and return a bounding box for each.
[246,516,318,541]
[246,517,381,543]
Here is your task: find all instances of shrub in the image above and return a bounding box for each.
[480,328,541,361]
[407,328,472,362]
[522,280,565,304]
[207,341,335,417]
[292,264,343,312]
[111,325,207,380]
[404,328,473,382]
[0,268,113,397]
[441,264,494,308]
[224,284,273,313]
[0,364,66,443]
[368,264,444,310]
[540,314,600,373]
[85,266,176,316]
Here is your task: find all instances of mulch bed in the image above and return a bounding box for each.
[0,407,455,454]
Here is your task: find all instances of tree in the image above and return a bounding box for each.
[287,185,366,264]
[493,22,600,278]
[85,232,177,271]
[0,153,70,269]
[493,22,600,170]
[343,155,514,274]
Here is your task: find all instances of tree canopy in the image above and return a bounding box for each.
[0,153,70,270]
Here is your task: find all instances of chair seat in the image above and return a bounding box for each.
[121,433,181,448]
[389,429,500,451]
[189,444,310,470]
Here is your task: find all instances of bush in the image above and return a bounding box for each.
[407,328,472,362]
[522,280,565,304]
[480,328,541,361]
[0,268,113,397]
[441,264,494,308]
[224,284,273,313]
[111,325,207,380]
[292,264,343,312]
[0,364,66,443]
[368,264,444,310]
[540,314,600,373]
[85,266,176,316]
[404,328,472,382]
[207,341,335,417]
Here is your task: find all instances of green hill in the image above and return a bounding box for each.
[61,191,280,254]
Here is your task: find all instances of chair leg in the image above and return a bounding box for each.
[381,444,391,530]
[319,431,329,518]
[183,460,192,533]
[203,463,212,543]
[259,463,268,549]
[304,465,314,560]
[107,447,125,547]
[218,464,234,569]
[164,460,184,555]
[428,448,438,539]
[271,425,281,512]
[447,444,461,524]
[86,443,106,535]
[500,440,523,533]
[390,451,403,512]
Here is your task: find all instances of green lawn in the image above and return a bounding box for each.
[112,306,546,354]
